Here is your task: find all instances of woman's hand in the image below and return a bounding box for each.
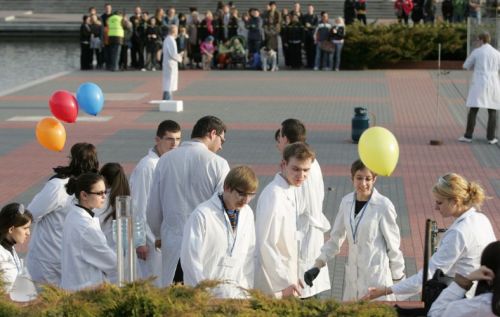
[467,265,495,282]
[361,286,392,300]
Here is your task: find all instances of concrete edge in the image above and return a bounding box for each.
[0,70,73,97]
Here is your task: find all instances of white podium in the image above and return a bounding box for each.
[149,100,183,112]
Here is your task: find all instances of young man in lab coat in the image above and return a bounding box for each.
[162,25,183,100]
[180,165,258,298]
[129,120,181,286]
[147,115,230,287]
[255,142,315,298]
[276,119,331,298]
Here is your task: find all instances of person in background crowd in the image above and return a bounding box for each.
[305,159,405,301]
[162,25,183,100]
[260,46,278,71]
[187,11,201,69]
[395,0,414,24]
[423,0,437,23]
[176,26,189,69]
[119,13,132,70]
[332,17,345,71]
[285,13,304,69]
[130,6,145,70]
[292,2,303,18]
[344,0,357,24]
[61,173,116,291]
[313,11,332,71]
[144,17,161,71]
[0,203,32,293]
[130,120,181,287]
[164,7,179,27]
[199,10,216,43]
[459,31,500,145]
[301,5,318,68]
[246,8,263,59]
[181,166,259,299]
[364,173,496,300]
[27,143,99,286]
[178,13,187,28]
[89,13,103,69]
[452,0,467,22]
[201,35,216,70]
[280,11,291,68]
[442,0,454,22]
[263,1,281,65]
[101,3,113,68]
[107,10,124,71]
[355,0,368,25]
[80,15,93,70]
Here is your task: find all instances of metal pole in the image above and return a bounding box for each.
[430,44,443,145]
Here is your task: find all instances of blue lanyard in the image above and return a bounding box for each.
[349,194,370,244]
[218,194,238,256]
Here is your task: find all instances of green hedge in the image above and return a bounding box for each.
[0,280,397,317]
[342,22,467,69]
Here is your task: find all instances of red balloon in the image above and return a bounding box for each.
[49,90,78,123]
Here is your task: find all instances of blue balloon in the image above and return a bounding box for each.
[76,82,104,116]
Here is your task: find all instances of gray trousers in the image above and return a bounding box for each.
[464,107,497,140]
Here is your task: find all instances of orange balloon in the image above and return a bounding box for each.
[35,117,66,152]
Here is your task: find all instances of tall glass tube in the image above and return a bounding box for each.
[115,195,135,285]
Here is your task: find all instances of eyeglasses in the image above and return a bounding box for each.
[217,134,226,145]
[234,188,256,199]
[87,191,106,197]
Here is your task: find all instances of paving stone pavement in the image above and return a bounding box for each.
[0,69,498,300]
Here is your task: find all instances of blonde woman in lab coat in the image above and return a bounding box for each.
[0,203,32,293]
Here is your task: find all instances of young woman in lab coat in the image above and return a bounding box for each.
[27,143,99,285]
[97,162,131,251]
[364,172,496,300]
[428,240,500,317]
[60,173,116,291]
[0,203,32,293]
[304,159,405,300]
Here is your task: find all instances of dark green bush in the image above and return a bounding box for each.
[3,281,398,317]
[342,22,467,69]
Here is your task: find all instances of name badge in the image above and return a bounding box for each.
[221,256,237,268]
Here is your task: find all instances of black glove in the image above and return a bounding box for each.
[304,267,320,287]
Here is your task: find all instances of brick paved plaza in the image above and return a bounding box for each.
[0,69,498,299]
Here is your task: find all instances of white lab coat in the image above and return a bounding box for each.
[0,244,21,293]
[162,35,183,92]
[255,173,301,297]
[463,43,500,110]
[60,204,117,291]
[428,282,496,317]
[297,159,331,298]
[392,208,496,297]
[27,177,72,285]
[147,141,230,286]
[129,148,162,286]
[181,194,255,298]
[317,188,405,301]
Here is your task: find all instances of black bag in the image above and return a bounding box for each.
[422,269,454,309]
[394,269,453,317]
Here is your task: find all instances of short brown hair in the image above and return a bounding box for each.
[224,165,259,193]
[350,159,376,178]
[283,142,315,163]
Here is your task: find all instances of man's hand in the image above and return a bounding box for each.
[155,239,161,249]
[281,283,303,298]
[304,267,320,287]
[136,245,149,260]
[361,287,391,301]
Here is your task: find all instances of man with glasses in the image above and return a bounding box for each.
[255,142,315,298]
[181,166,258,298]
[275,119,331,298]
[129,120,181,286]
[148,116,230,287]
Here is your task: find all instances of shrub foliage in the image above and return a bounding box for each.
[1,281,397,317]
[342,22,467,69]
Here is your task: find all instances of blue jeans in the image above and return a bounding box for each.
[314,44,332,69]
[163,91,172,100]
[333,42,344,70]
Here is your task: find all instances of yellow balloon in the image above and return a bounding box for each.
[35,117,66,152]
[358,127,399,176]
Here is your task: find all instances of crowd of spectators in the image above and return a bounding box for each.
[79,0,500,72]
[79,1,347,72]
